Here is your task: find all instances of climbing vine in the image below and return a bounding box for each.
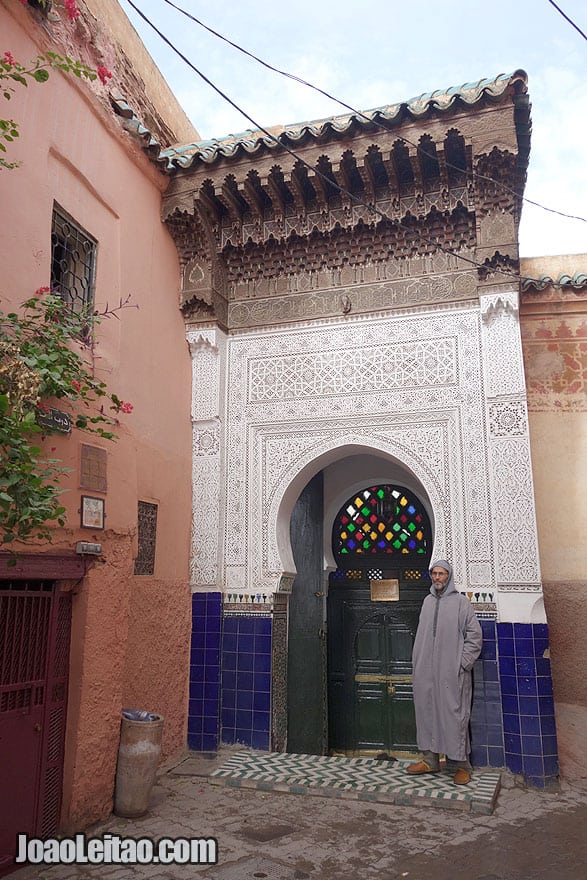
[0,291,133,545]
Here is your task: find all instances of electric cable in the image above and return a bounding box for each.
[123,0,580,290]
[547,0,587,42]
[157,0,587,227]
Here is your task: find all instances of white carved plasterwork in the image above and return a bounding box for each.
[248,338,457,402]
[193,295,544,614]
[190,452,220,588]
[488,436,541,585]
[188,327,227,590]
[222,307,497,595]
[488,399,529,438]
[468,562,493,586]
[480,290,526,397]
[257,420,454,589]
[193,421,220,457]
[187,329,225,421]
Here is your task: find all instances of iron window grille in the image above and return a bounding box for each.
[50,205,97,320]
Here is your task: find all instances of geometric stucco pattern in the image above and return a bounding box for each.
[248,337,456,401]
[488,436,541,586]
[186,298,543,607]
[223,305,497,595]
[480,294,541,588]
[188,327,227,590]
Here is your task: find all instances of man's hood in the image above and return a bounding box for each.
[428,558,457,597]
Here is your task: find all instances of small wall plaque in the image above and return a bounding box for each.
[80,495,105,530]
[370,579,399,602]
[36,407,71,434]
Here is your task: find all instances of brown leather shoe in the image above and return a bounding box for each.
[453,768,471,785]
[406,760,439,775]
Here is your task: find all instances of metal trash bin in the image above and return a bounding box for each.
[114,709,164,818]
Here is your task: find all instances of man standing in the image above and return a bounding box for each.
[406,559,483,784]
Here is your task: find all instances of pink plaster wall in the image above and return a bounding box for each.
[520,255,587,779]
[2,3,192,830]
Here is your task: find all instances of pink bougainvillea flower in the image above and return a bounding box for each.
[3,51,16,66]
[97,66,113,86]
[64,0,81,21]
[34,285,51,296]
[71,379,82,392]
[120,401,133,414]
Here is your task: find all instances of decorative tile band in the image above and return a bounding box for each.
[209,751,501,814]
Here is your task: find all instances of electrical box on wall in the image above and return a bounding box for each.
[75,542,102,555]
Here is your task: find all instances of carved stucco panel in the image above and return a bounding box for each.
[257,421,453,581]
[480,291,526,397]
[190,447,220,588]
[221,307,499,594]
[488,434,541,585]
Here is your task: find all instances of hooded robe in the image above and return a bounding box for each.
[412,560,483,761]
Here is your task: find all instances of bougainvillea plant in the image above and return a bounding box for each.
[0,290,133,545]
[2,0,112,169]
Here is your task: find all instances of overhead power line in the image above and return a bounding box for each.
[547,0,587,42]
[124,0,577,291]
[158,0,587,227]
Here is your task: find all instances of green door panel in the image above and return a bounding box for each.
[287,473,325,755]
[328,585,426,755]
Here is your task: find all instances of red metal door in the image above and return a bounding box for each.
[0,580,71,875]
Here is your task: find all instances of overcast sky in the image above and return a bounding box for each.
[121,0,587,259]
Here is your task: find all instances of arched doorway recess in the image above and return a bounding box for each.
[286,452,432,757]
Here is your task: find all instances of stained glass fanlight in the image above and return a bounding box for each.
[333,485,430,564]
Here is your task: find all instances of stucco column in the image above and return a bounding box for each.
[479,291,544,622]
[187,327,227,591]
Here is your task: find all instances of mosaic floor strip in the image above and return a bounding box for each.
[209,751,501,814]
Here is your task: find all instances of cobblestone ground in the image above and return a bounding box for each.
[11,753,587,880]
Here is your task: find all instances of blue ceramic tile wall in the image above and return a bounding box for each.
[220,615,272,751]
[188,592,221,752]
[470,619,558,785]
[470,619,505,769]
[497,622,558,786]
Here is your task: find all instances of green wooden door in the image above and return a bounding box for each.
[327,483,432,755]
[287,473,326,754]
[354,612,417,752]
[328,587,425,756]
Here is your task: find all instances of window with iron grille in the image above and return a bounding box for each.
[50,205,97,317]
[134,502,158,576]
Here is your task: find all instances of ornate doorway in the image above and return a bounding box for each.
[327,484,432,756]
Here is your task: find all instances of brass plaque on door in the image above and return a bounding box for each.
[370,579,399,601]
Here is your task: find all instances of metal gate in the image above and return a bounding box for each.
[0,580,72,874]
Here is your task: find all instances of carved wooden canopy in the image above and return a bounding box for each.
[160,71,531,328]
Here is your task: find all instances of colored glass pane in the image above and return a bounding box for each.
[333,484,430,562]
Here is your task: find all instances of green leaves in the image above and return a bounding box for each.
[0,292,129,545]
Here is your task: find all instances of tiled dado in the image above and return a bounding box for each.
[188,598,559,786]
[220,606,272,751]
[188,592,222,752]
[188,592,274,752]
[470,620,558,787]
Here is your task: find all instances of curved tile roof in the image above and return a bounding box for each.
[521,272,587,292]
[158,69,529,172]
